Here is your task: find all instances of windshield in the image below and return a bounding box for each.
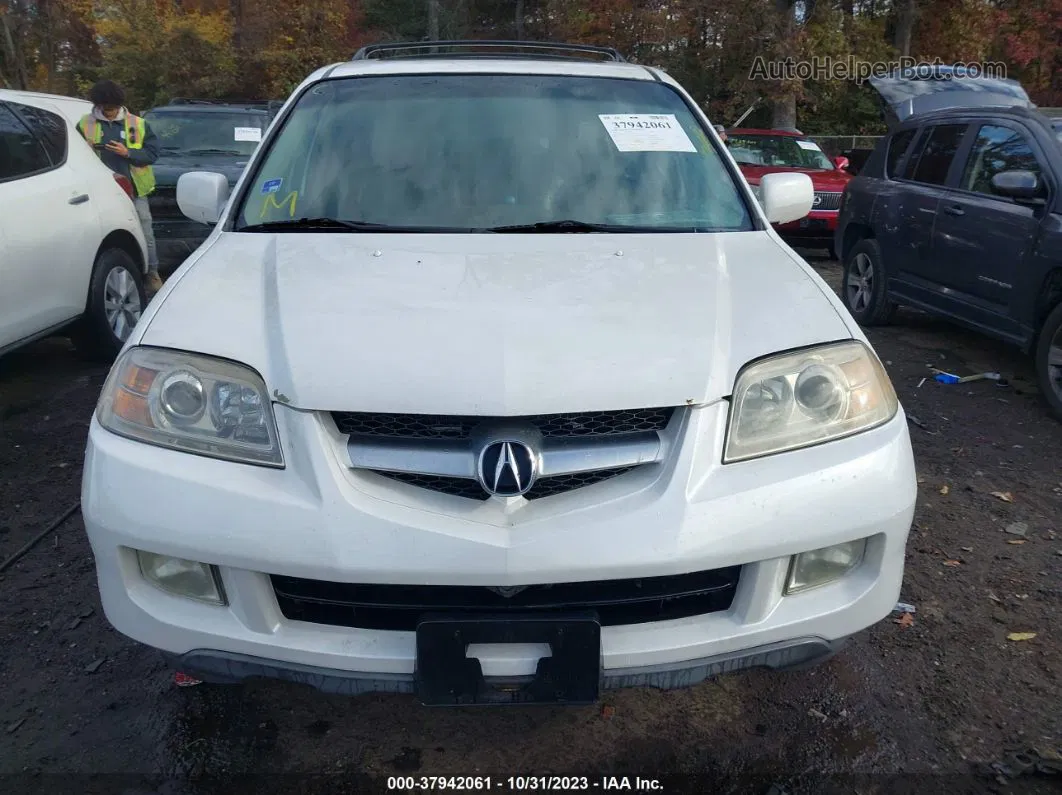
[144,111,267,156]
[726,134,834,170]
[235,74,752,232]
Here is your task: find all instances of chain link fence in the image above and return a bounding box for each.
[807,135,883,155]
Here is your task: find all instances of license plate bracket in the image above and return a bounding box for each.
[415,613,601,706]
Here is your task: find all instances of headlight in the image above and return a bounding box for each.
[96,346,284,467]
[724,341,897,463]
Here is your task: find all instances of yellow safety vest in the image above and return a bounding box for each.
[79,113,156,198]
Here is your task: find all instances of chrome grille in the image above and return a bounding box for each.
[813,191,842,211]
[334,408,677,502]
[375,467,636,501]
[331,408,674,440]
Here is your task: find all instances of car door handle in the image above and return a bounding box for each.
[943,204,964,216]
[69,193,90,205]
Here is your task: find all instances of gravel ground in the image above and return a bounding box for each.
[1,254,1060,795]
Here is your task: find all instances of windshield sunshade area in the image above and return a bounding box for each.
[144,111,266,156]
[235,74,753,232]
[725,134,833,170]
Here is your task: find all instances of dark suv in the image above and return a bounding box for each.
[142,99,281,270]
[836,68,1062,418]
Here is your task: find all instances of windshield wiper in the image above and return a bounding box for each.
[487,219,634,233]
[186,148,243,156]
[487,219,701,233]
[237,217,443,233]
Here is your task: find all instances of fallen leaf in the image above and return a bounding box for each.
[5,718,26,735]
[601,704,616,720]
[939,485,950,495]
[988,591,1003,603]
[991,491,1014,503]
[961,546,974,553]
[943,560,962,567]
[1007,540,1026,546]
[1007,632,1037,642]
[808,707,828,720]
[894,612,915,628]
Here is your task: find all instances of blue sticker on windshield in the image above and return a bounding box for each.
[262,178,283,194]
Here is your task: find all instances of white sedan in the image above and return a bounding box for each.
[0,89,149,359]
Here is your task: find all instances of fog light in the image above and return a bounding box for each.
[785,539,866,595]
[136,551,226,605]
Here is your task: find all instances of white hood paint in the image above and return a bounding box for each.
[138,232,852,414]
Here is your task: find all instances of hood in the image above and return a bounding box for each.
[739,164,851,190]
[867,66,1034,125]
[138,233,852,414]
[153,153,250,188]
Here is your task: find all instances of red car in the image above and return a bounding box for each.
[725,128,852,257]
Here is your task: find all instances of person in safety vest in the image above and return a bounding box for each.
[77,80,163,295]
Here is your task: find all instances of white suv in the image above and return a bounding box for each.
[81,42,917,705]
[0,89,149,359]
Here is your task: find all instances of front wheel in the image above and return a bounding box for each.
[73,248,146,361]
[1035,302,1062,421]
[841,239,896,326]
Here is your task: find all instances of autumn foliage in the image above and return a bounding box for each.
[0,0,1058,131]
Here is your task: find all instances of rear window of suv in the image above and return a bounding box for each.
[236,74,753,232]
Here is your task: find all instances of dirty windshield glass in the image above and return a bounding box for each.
[144,111,266,156]
[726,134,835,170]
[236,74,752,232]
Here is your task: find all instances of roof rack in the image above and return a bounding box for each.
[351,40,627,63]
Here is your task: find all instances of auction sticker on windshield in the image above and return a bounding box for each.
[598,114,697,153]
[235,127,263,142]
[796,140,822,151]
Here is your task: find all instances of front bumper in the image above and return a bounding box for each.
[163,636,849,694]
[81,400,917,693]
[151,221,210,271]
[775,211,839,247]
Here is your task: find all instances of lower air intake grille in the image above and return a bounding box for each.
[271,566,741,631]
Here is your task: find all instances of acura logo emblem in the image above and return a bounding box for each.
[486,585,529,598]
[477,440,538,497]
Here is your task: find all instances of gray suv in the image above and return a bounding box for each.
[836,68,1062,419]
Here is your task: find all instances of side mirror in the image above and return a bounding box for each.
[177,171,231,225]
[833,155,850,171]
[759,172,814,225]
[991,170,1044,202]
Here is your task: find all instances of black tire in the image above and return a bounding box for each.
[72,247,146,361]
[1035,302,1062,421]
[841,238,897,326]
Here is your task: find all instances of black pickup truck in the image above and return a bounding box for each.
[143,98,282,271]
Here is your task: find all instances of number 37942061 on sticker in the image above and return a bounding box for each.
[598,113,697,153]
